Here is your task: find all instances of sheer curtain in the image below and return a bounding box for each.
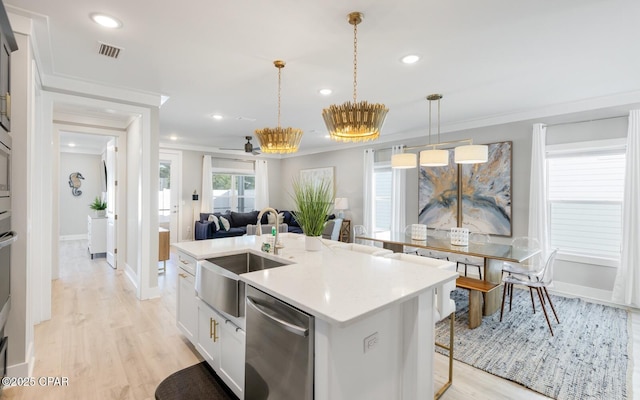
[200,155,212,213]
[363,149,375,235]
[529,123,550,261]
[612,110,640,306]
[254,160,269,210]
[391,145,406,233]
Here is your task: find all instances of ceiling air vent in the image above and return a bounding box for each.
[97,42,123,59]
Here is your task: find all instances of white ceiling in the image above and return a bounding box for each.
[7,0,640,154]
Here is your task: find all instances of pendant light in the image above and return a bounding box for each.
[419,94,449,166]
[390,94,489,168]
[255,60,303,154]
[322,12,389,143]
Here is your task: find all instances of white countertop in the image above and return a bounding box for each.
[173,233,458,327]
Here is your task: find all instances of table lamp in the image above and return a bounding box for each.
[334,197,349,219]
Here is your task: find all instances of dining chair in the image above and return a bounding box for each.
[501,237,541,299]
[416,228,450,260]
[454,232,490,279]
[502,236,541,278]
[500,249,560,336]
[384,252,456,399]
[352,224,367,244]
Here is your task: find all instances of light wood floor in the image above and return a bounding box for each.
[3,240,552,400]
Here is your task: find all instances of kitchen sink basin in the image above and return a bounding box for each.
[204,252,288,275]
[196,251,290,318]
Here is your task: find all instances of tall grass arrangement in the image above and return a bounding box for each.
[291,177,333,237]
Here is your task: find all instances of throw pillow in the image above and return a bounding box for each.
[267,212,284,225]
[207,214,220,231]
[230,210,260,228]
[219,216,230,231]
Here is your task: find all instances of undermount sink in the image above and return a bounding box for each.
[205,252,288,275]
[197,252,290,318]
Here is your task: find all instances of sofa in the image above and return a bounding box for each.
[194,210,331,240]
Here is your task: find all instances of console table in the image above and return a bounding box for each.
[87,215,107,259]
[159,227,170,273]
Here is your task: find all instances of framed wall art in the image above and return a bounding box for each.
[300,166,335,196]
[418,151,458,229]
[460,141,512,236]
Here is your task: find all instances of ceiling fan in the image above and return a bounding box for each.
[220,136,261,155]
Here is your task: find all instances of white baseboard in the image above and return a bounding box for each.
[124,263,138,295]
[550,281,619,307]
[59,234,87,241]
[143,286,161,300]
[6,341,34,378]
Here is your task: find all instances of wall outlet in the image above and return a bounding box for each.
[363,332,379,353]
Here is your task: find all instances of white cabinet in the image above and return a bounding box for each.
[197,299,221,366]
[196,299,245,399]
[219,318,245,398]
[87,215,107,258]
[177,251,198,344]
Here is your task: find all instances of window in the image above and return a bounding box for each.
[211,173,255,212]
[547,140,625,262]
[373,164,392,233]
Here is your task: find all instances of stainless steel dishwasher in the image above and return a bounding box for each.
[245,285,314,400]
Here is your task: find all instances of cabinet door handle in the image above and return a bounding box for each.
[179,273,187,278]
[213,319,219,342]
[210,318,214,339]
[180,259,189,265]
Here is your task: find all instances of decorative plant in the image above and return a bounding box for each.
[89,196,107,211]
[291,177,333,237]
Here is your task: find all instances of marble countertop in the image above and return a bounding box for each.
[173,233,458,327]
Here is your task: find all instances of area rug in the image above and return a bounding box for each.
[436,289,631,400]
[155,361,238,400]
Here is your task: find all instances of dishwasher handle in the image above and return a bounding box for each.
[0,232,17,249]
[246,296,309,337]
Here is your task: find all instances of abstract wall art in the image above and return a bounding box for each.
[418,151,458,229]
[417,141,512,236]
[460,141,512,236]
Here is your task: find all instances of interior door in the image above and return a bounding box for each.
[159,151,181,243]
[105,139,117,268]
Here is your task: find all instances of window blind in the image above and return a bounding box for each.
[547,152,625,260]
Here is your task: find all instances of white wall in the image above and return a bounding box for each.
[7,31,34,376]
[59,153,103,237]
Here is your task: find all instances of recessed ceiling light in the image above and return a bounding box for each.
[170,135,178,141]
[90,13,123,29]
[319,89,332,96]
[68,143,76,147]
[401,54,420,64]
[211,114,223,120]
[324,134,330,139]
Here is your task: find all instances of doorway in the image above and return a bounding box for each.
[58,131,120,269]
[159,150,182,243]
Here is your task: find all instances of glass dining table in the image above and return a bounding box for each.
[355,231,541,316]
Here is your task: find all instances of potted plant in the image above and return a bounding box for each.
[89,196,107,217]
[291,177,333,251]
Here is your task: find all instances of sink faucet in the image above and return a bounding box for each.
[256,207,282,255]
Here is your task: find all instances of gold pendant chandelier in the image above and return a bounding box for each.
[322,12,388,143]
[255,60,303,154]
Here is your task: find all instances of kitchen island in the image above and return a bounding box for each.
[173,233,458,400]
